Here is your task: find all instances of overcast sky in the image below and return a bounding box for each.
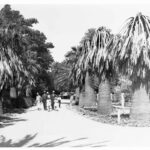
[0,1,150,62]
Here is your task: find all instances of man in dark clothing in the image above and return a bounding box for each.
[42,91,47,110]
[57,95,61,108]
[51,91,55,110]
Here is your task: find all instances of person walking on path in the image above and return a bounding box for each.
[42,91,47,110]
[47,92,51,111]
[57,95,61,108]
[35,93,42,110]
[51,91,55,110]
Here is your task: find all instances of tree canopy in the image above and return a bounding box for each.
[108,12,150,92]
[0,4,54,96]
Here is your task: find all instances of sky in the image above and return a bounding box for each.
[0,0,150,62]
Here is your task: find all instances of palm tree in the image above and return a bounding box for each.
[65,45,87,103]
[52,61,72,92]
[0,24,28,97]
[86,26,113,115]
[65,46,82,80]
[67,28,97,108]
[0,5,39,98]
[112,12,150,121]
[77,39,97,107]
[80,28,96,45]
[77,28,97,107]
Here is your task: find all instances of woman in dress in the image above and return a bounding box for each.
[36,93,42,110]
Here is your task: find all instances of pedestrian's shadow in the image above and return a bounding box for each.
[47,108,59,112]
[0,133,37,147]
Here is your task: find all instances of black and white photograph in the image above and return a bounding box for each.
[0,0,150,148]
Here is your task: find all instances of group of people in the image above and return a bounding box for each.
[35,91,61,111]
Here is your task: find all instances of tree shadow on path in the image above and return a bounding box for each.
[29,137,109,147]
[0,135,109,147]
[72,140,109,147]
[29,137,88,147]
[4,108,26,114]
[0,133,37,147]
[0,115,27,129]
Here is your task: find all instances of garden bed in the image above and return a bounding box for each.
[67,105,150,127]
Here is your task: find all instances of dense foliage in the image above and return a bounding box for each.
[0,5,54,107]
[52,61,73,92]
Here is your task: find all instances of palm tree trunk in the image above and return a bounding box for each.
[131,86,150,122]
[26,85,31,97]
[10,87,17,108]
[0,100,3,115]
[75,87,80,102]
[10,87,17,98]
[79,89,86,107]
[84,72,96,107]
[98,79,112,115]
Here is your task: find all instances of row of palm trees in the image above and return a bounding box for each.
[65,12,150,122]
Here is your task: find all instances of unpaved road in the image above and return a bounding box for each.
[0,104,150,147]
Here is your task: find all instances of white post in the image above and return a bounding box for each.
[110,93,112,101]
[121,92,125,108]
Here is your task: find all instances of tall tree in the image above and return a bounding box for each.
[24,30,54,95]
[111,12,150,121]
[86,26,113,115]
[68,28,97,107]
[65,46,83,100]
[0,4,33,97]
[0,5,54,108]
[77,39,97,107]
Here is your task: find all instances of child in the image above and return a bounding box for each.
[47,92,51,111]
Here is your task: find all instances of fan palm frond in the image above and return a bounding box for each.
[117,12,150,81]
[85,26,113,81]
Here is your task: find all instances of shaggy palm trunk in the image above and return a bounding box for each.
[75,87,80,102]
[26,85,31,97]
[84,72,96,107]
[131,86,150,122]
[10,87,17,98]
[79,73,96,107]
[0,100,3,114]
[79,88,86,107]
[98,79,112,115]
[10,87,17,108]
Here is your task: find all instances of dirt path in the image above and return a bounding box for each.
[0,104,150,147]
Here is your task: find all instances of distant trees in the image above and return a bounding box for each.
[52,61,73,92]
